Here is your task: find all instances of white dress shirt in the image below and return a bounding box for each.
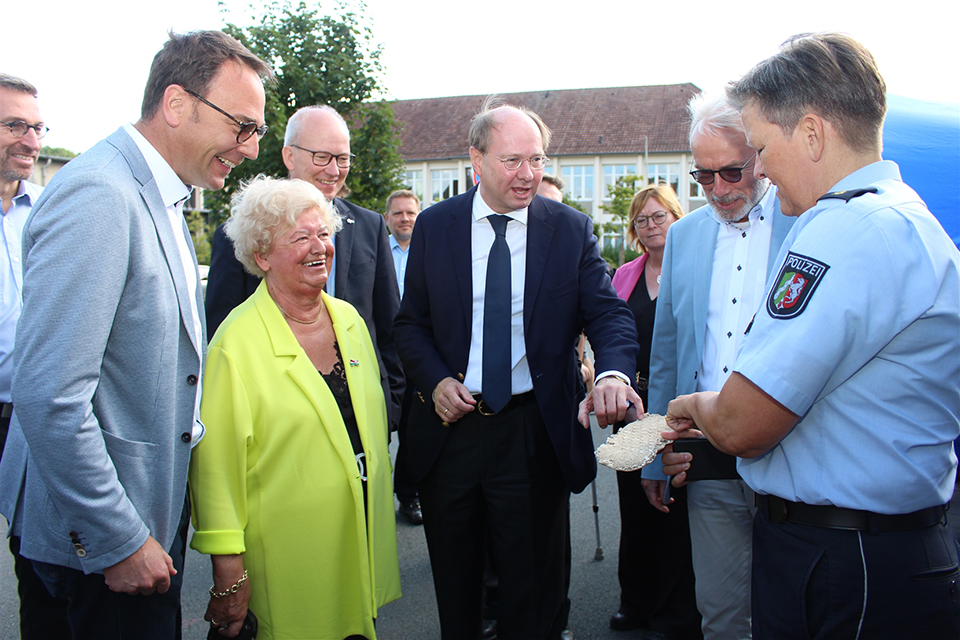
[463,191,532,396]
[389,234,409,299]
[699,185,777,393]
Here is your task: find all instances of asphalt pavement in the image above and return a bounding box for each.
[2,423,959,639]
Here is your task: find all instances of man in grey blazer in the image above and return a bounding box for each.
[640,93,794,640]
[205,105,404,427]
[0,31,272,639]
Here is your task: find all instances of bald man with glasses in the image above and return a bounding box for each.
[636,92,794,640]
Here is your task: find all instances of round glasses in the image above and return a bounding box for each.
[689,155,756,186]
[2,120,49,139]
[634,211,669,229]
[489,154,548,171]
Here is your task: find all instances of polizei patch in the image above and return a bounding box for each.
[767,252,829,319]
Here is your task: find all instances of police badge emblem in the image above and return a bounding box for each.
[767,252,829,319]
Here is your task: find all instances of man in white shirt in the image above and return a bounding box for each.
[0,32,272,639]
[641,93,793,640]
[0,72,72,640]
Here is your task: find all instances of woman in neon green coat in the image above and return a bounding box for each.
[189,176,400,639]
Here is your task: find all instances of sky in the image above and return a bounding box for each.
[3,0,958,154]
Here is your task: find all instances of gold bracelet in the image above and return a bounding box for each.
[209,569,248,598]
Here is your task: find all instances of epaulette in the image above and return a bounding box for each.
[817,187,878,203]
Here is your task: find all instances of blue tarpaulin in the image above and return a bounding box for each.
[883,95,960,248]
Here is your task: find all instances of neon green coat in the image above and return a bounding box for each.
[189,284,400,639]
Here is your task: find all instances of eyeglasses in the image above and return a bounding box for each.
[289,144,355,169]
[689,155,756,186]
[488,154,548,171]
[184,89,268,143]
[2,121,49,139]
[634,211,670,229]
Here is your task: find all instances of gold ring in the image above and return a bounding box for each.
[443,407,449,414]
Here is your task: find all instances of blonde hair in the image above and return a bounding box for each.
[225,176,342,277]
[626,184,685,252]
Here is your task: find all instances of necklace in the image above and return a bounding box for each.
[276,300,324,324]
[648,264,662,284]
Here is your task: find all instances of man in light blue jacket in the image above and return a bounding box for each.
[0,31,271,639]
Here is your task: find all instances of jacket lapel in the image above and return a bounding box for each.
[693,214,719,364]
[523,197,556,330]
[446,189,477,334]
[333,199,355,298]
[111,128,204,357]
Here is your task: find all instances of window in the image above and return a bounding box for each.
[431,169,459,203]
[602,164,636,199]
[646,163,680,195]
[688,179,707,212]
[561,165,594,201]
[404,170,423,201]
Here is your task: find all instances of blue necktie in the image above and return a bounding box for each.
[482,214,512,413]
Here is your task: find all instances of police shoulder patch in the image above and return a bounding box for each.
[767,252,830,320]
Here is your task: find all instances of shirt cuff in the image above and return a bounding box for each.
[594,370,631,386]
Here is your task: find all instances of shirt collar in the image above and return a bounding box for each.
[123,123,192,209]
[829,160,902,193]
[472,189,528,226]
[389,234,406,252]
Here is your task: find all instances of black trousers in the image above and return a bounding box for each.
[393,375,418,501]
[31,497,190,640]
[615,469,702,639]
[418,399,569,640]
[752,506,960,639]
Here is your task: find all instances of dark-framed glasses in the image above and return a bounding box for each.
[184,89,268,143]
[634,210,669,229]
[489,154,548,171]
[289,144,355,169]
[2,120,49,139]
[689,155,756,186]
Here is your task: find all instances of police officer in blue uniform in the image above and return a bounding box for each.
[661,33,960,639]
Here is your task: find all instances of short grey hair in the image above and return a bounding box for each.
[284,105,350,147]
[688,92,744,146]
[727,32,886,154]
[468,96,552,153]
[225,176,343,278]
[0,73,38,97]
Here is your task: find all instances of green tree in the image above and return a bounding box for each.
[208,0,405,222]
[40,145,77,158]
[187,209,212,264]
[599,175,640,267]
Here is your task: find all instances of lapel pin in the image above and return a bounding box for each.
[346,218,355,224]
[349,359,360,367]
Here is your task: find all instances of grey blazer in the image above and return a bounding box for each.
[0,127,204,573]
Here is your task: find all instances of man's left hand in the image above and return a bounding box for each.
[578,376,642,428]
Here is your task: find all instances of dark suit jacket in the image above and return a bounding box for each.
[393,186,638,494]
[204,198,404,426]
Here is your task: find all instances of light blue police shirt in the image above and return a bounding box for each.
[735,161,960,514]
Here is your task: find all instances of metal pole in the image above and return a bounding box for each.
[591,480,603,561]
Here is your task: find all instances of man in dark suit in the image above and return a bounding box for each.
[393,99,640,640]
[204,105,403,426]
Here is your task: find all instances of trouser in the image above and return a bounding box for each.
[687,479,755,640]
[616,469,702,638]
[418,397,569,640]
[752,505,960,639]
[31,497,189,640]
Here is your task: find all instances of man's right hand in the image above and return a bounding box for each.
[103,536,176,595]
[433,377,477,423]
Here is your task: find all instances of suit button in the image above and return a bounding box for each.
[457,373,465,381]
[187,375,198,386]
[181,432,192,443]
